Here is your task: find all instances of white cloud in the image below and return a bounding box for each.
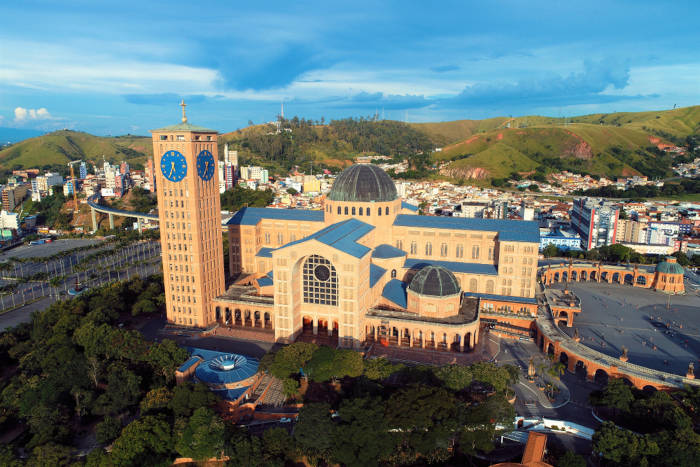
[14,107,51,122]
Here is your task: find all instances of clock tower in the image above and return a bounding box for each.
[151,101,225,328]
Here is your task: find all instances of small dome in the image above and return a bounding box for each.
[655,257,684,275]
[328,164,397,202]
[408,265,461,297]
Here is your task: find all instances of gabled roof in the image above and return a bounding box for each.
[404,258,498,275]
[372,244,407,259]
[276,218,375,259]
[393,214,540,243]
[381,279,408,308]
[227,207,325,226]
[370,264,387,287]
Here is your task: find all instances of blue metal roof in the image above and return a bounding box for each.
[381,279,408,308]
[464,291,538,305]
[190,347,259,386]
[404,258,498,275]
[256,247,274,258]
[277,218,375,259]
[401,201,419,212]
[370,264,387,287]
[178,356,202,373]
[227,206,325,226]
[256,276,273,287]
[372,244,407,259]
[393,214,540,243]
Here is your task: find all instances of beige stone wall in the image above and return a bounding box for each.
[152,129,225,328]
[407,290,461,319]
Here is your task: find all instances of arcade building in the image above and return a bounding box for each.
[152,107,542,350]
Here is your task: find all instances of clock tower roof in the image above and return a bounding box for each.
[152,122,218,133]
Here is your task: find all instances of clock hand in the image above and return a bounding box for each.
[168,162,175,178]
[204,161,210,173]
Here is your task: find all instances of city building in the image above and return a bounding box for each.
[0,211,20,230]
[145,157,156,193]
[539,228,582,251]
[571,198,619,249]
[2,184,29,211]
[79,161,87,179]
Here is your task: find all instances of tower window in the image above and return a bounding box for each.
[177,135,185,141]
[345,207,348,215]
[160,135,167,140]
[385,206,389,215]
[352,207,356,215]
[359,207,363,215]
[378,208,382,216]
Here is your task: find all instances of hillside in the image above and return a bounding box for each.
[435,124,678,180]
[0,130,152,174]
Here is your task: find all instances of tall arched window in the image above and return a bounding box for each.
[425,242,432,256]
[456,245,463,258]
[352,207,356,215]
[469,278,477,292]
[440,243,448,257]
[359,207,363,215]
[302,255,338,306]
[385,206,389,215]
[472,245,480,259]
[378,208,382,216]
[337,206,341,214]
[391,269,397,278]
[486,280,494,293]
[410,242,417,254]
[344,206,348,215]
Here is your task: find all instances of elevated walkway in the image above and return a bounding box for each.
[87,194,157,231]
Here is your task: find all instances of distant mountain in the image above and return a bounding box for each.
[0,130,152,172]
[0,127,45,144]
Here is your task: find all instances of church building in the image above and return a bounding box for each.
[152,107,541,350]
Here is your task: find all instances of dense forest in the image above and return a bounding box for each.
[226,117,434,174]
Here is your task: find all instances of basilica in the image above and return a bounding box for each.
[220,164,540,349]
[151,113,541,351]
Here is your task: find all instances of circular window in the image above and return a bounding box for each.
[314,264,331,281]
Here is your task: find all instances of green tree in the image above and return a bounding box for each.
[542,243,559,258]
[363,357,403,380]
[261,427,295,467]
[168,382,218,417]
[140,387,174,414]
[434,364,472,391]
[590,378,635,413]
[558,450,586,467]
[593,421,659,465]
[332,397,394,467]
[175,407,226,461]
[146,339,188,384]
[294,402,335,462]
[96,415,122,444]
[305,347,364,382]
[93,363,142,415]
[110,415,173,466]
[264,342,318,379]
[27,443,73,467]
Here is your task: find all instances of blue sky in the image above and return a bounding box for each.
[1,0,698,135]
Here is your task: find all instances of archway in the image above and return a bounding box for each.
[224,308,232,324]
[234,309,241,325]
[332,321,339,337]
[590,271,597,281]
[620,377,634,387]
[318,319,329,335]
[571,271,577,281]
[594,369,609,386]
[547,343,555,356]
[636,275,647,285]
[451,334,461,352]
[553,272,560,283]
[215,306,221,321]
[580,270,588,281]
[575,360,587,379]
[559,352,569,367]
[244,310,252,326]
[465,332,472,351]
[539,335,545,351]
[612,272,620,283]
[562,272,568,282]
[642,385,658,394]
[254,311,261,327]
[264,312,271,329]
[624,274,634,285]
[601,271,609,282]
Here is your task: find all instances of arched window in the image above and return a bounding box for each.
[337,206,341,214]
[385,206,389,215]
[410,242,417,254]
[456,245,463,258]
[302,255,338,306]
[359,207,363,215]
[440,243,448,257]
[486,280,494,293]
[352,207,356,215]
[425,242,432,256]
[469,278,477,292]
[366,208,370,216]
[391,269,397,278]
[378,208,382,216]
[344,206,348,215]
[472,245,480,259]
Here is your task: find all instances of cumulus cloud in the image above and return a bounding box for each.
[14,107,51,122]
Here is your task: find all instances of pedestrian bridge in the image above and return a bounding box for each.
[87,194,158,232]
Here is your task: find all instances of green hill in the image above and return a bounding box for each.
[0,130,152,173]
[435,123,678,180]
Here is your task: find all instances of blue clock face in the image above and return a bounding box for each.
[160,150,187,182]
[196,150,215,182]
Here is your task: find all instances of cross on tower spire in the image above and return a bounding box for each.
[180,99,187,123]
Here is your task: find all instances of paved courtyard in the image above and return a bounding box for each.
[551,281,700,377]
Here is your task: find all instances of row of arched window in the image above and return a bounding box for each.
[408,241,485,259]
[325,204,391,216]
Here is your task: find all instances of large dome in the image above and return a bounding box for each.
[328,164,398,202]
[655,257,684,275]
[408,265,461,297]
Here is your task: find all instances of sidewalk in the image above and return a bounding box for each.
[518,364,571,409]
